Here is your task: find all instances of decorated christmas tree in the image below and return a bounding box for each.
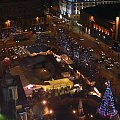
[97,80,118,119]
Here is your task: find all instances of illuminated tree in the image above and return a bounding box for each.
[97,81,118,119]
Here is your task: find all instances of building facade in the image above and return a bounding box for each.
[59,0,120,23]
[0,0,45,31]
[80,4,120,45]
[0,59,29,120]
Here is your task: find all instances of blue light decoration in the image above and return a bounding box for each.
[1,32,8,43]
[97,80,118,119]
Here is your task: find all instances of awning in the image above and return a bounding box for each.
[61,54,73,64]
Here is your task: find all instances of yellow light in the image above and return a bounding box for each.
[73,110,76,114]
[42,100,47,105]
[36,17,39,22]
[115,17,119,40]
[7,20,10,24]
[49,110,53,114]
[5,20,11,27]
[90,114,93,118]
[116,17,119,23]
[90,16,94,22]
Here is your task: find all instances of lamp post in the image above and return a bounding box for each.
[36,17,39,24]
[5,20,11,28]
[42,100,47,105]
[89,16,95,35]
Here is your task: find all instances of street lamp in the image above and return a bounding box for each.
[89,16,95,35]
[49,110,53,114]
[90,114,93,118]
[36,17,39,24]
[72,110,76,114]
[42,100,47,105]
[5,20,11,27]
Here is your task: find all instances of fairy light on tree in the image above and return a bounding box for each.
[97,80,118,119]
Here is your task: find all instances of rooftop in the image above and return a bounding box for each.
[81,3,120,21]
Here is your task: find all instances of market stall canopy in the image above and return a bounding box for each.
[24,78,74,96]
[60,54,73,64]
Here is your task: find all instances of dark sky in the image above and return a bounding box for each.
[82,3,120,21]
[0,0,39,2]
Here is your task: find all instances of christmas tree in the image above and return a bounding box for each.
[97,80,118,119]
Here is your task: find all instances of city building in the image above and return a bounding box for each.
[80,3,120,47]
[0,0,45,32]
[59,0,120,23]
[0,61,28,120]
